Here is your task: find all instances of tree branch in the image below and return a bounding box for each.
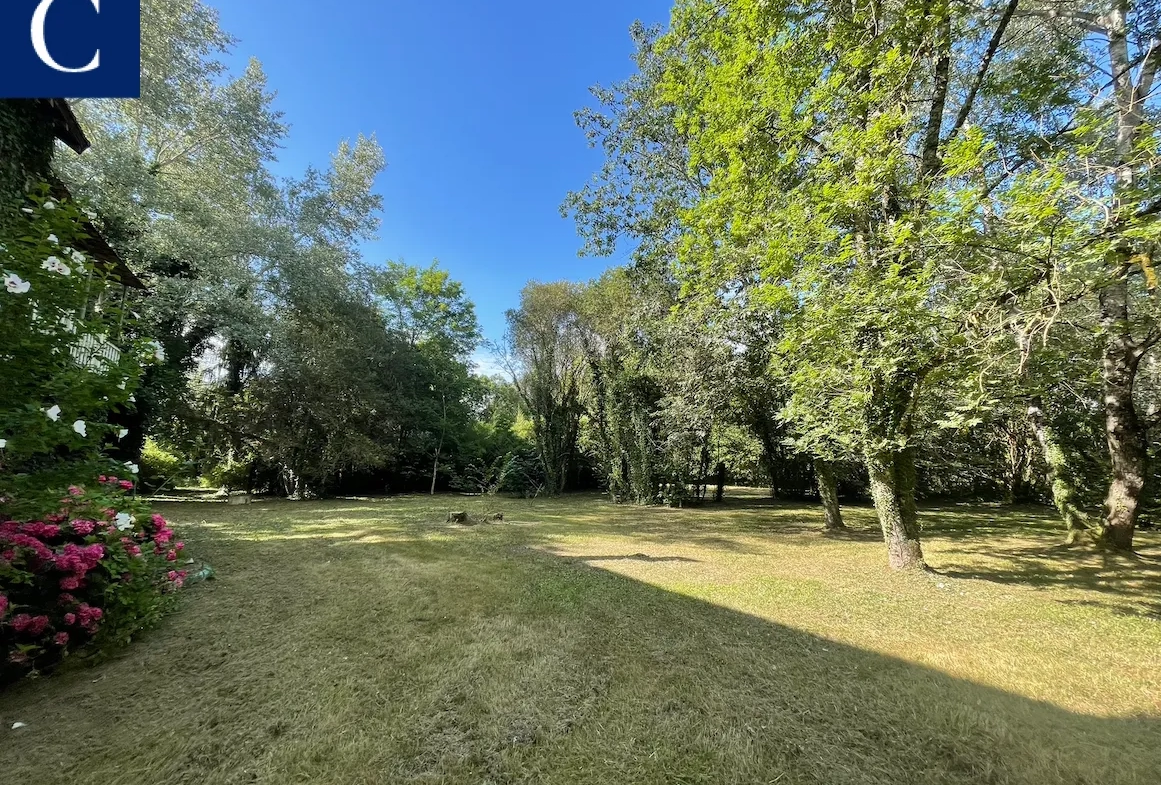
[1014,8,1104,35]
[945,0,1020,146]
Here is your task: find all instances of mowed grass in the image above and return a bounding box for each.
[2,490,1160,785]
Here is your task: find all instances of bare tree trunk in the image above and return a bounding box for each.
[714,461,726,503]
[814,459,845,530]
[865,450,926,570]
[1097,276,1148,550]
[1094,2,1155,549]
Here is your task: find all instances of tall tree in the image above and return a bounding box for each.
[656,0,1054,568]
[503,282,586,495]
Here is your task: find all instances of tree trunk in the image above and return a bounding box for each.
[814,459,845,530]
[1096,276,1148,550]
[865,450,926,570]
[1026,397,1092,543]
[714,461,727,503]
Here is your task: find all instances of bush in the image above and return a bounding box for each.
[140,438,195,490]
[1,186,159,506]
[0,476,185,685]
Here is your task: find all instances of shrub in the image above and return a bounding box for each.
[1,185,160,508]
[140,438,195,490]
[0,476,185,685]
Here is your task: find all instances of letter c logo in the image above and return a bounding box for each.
[32,0,101,74]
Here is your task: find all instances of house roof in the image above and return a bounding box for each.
[47,180,147,290]
[42,102,146,290]
[40,99,91,155]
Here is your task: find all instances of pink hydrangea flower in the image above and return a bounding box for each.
[28,615,50,636]
[0,594,7,616]
[68,485,84,497]
[175,541,184,551]
[54,632,69,646]
[165,550,177,562]
[58,593,76,605]
[4,533,53,561]
[12,614,50,636]
[71,519,96,536]
[119,480,133,491]
[22,521,61,538]
[63,612,76,625]
[151,513,167,528]
[77,604,103,631]
[59,576,81,590]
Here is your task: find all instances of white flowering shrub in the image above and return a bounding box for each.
[0,185,158,512]
[1,186,186,684]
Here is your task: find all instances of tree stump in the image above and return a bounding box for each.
[446,511,468,524]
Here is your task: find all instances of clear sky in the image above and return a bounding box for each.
[212,0,673,358]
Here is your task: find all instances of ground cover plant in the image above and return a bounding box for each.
[1,491,1157,784]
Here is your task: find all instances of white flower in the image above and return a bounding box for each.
[43,200,55,210]
[41,256,71,276]
[21,207,33,214]
[72,420,87,437]
[44,404,61,422]
[117,381,126,390]
[114,512,135,531]
[0,439,6,449]
[71,250,85,265]
[47,233,58,245]
[4,273,31,294]
[125,462,139,475]
[118,428,129,439]
[128,395,136,403]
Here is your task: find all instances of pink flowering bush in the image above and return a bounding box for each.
[0,476,185,685]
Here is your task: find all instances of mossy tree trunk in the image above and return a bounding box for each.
[1026,397,1092,543]
[814,459,845,530]
[865,449,926,570]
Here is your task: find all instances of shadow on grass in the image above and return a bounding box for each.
[1,496,1158,784]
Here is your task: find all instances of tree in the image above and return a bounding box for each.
[655,0,1065,568]
[503,282,586,496]
[367,261,482,494]
[54,0,286,462]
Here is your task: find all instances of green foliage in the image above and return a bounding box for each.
[139,438,194,490]
[0,186,159,508]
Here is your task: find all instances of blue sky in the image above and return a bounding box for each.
[212,0,672,360]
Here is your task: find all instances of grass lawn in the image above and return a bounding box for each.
[2,489,1159,784]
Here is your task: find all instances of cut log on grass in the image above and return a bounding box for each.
[492,513,504,521]
[446,511,468,524]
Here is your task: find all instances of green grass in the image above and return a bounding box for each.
[2,490,1159,784]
